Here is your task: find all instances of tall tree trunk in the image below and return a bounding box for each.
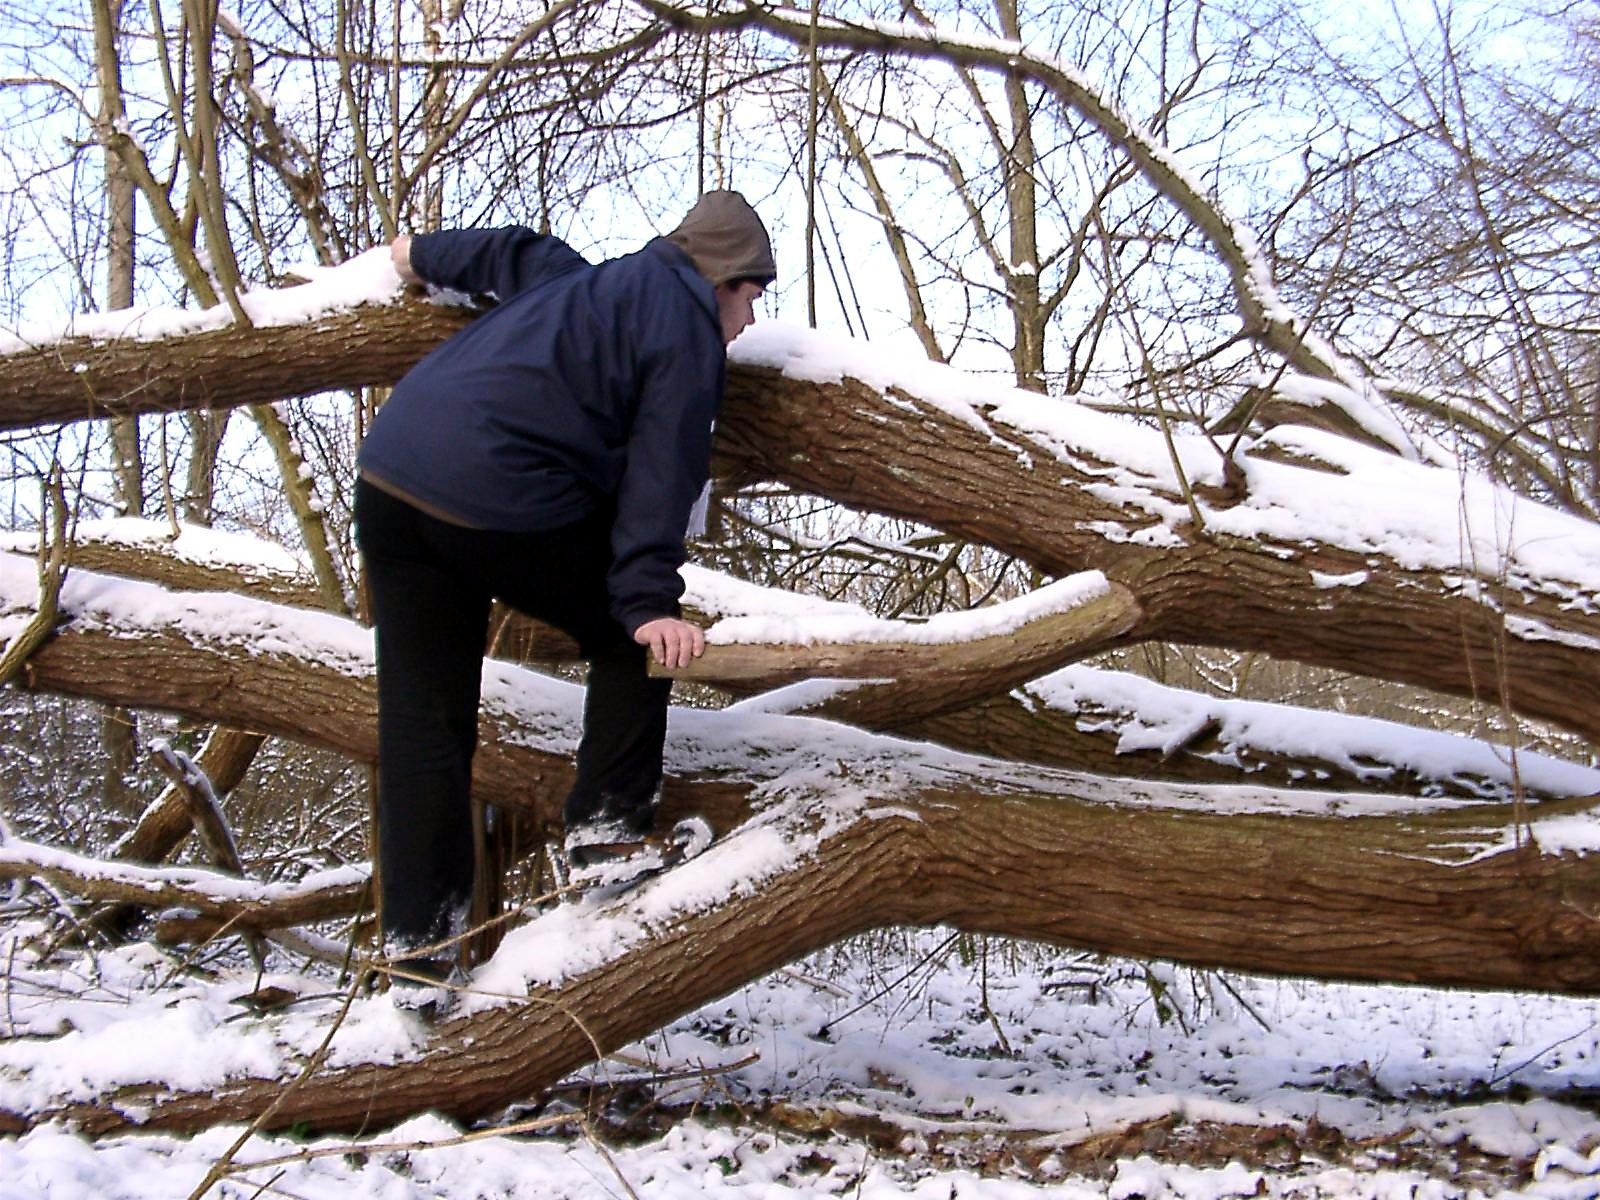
[92,0,145,816]
[994,0,1044,391]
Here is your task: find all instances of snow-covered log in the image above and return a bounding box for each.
[9,536,1589,805]
[0,279,469,432]
[3,553,1600,1010]
[897,665,1600,803]
[4,775,1600,1137]
[5,280,1597,745]
[714,330,1600,745]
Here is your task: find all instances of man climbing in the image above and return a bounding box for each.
[354,191,776,986]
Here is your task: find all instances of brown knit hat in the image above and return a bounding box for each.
[664,190,776,287]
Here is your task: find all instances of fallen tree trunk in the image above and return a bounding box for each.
[3,556,1598,998]
[712,364,1600,745]
[5,780,1597,1137]
[0,297,469,432]
[23,542,1589,807]
[5,294,1597,743]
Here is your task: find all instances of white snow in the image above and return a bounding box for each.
[0,517,310,580]
[0,247,404,354]
[733,323,1600,605]
[1020,663,1600,805]
[1,233,1599,1197]
[2,923,1598,1198]
[691,566,1111,646]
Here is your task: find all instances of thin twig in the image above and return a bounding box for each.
[186,965,374,1200]
[217,1110,577,1176]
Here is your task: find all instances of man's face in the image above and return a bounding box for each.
[715,280,765,345]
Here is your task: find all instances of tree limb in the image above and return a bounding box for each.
[0,835,366,929]
[5,781,1599,1137]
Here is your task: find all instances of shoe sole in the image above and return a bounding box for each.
[569,817,713,892]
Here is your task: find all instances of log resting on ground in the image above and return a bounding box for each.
[2,781,1597,1137]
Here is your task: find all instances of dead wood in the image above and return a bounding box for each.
[0,299,470,432]
[148,740,248,876]
[111,726,267,866]
[1,564,1597,1002]
[711,367,1600,744]
[62,536,325,609]
[651,581,1141,726]
[28,538,1147,728]
[900,689,1582,803]
[5,557,1584,833]
[12,542,1561,806]
[0,835,366,930]
[3,295,1594,742]
[6,783,1598,1137]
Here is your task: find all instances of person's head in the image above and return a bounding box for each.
[665,190,775,344]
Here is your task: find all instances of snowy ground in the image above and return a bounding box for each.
[2,926,1599,1199]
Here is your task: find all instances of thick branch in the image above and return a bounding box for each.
[6,785,1599,1136]
[111,726,267,865]
[4,298,1592,744]
[654,581,1141,723]
[39,530,1142,728]
[712,365,1600,745]
[8,549,1590,809]
[0,298,469,431]
[898,679,1594,803]
[0,836,365,929]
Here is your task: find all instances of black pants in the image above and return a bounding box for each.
[354,478,672,951]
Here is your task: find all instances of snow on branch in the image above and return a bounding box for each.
[2,544,1595,828]
[641,0,1423,459]
[5,519,1599,806]
[0,834,366,923]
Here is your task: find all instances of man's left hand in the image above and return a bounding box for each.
[633,617,705,669]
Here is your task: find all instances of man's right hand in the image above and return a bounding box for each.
[633,617,705,670]
[391,235,420,285]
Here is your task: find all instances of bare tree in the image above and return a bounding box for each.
[5,0,1600,1141]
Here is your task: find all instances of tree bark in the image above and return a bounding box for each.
[3,558,1598,994]
[0,836,366,931]
[0,297,469,432]
[7,547,1583,809]
[654,581,1140,720]
[712,367,1600,745]
[4,783,1597,1137]
[4,295,1594,743]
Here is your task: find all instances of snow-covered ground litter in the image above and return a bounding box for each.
[1,925,1598,1199]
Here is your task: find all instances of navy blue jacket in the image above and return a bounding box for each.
[358,227,725,635]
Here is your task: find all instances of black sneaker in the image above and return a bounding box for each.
[386,956,467,1022]
[564,817,713,891]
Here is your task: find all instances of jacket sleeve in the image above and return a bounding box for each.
[408,227,586,299]
[606,283,726,637]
